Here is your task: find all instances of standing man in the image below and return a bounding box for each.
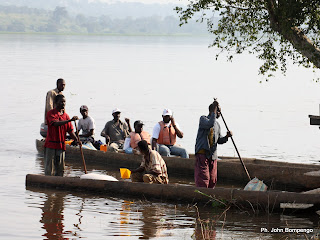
[152,109,189,158]
[77,105,95,143]
[194,100,232,188]
[44,78,66,124]
[44,94,79,176]
[100,108,130,152]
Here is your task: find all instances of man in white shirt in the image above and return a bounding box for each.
[151,108,189,158]
[77,105,95,142]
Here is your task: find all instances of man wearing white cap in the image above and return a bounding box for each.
[151,109,189,158]
[77,105,95,142]
[101,108,130,152]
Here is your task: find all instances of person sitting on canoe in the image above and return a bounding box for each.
[77,105,95,143]
[125,120,151,154]
[44,94,79,176]
[151,109,189,158]
[130,140,169,184]
[100,108,131,152]
[194,100,232,188]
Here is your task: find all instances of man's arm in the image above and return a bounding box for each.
[170,117,183,138]
[218,131,232,144]
[199,113,216,130]
[69,131,79,144]
[152,138,157,150]
[151,123,160,150]
[130,166,145,173]
[101,123,109,137]
[51,116,78,127]
[80,129,94,138]
[125,118,132,133]
[101,123,111,144]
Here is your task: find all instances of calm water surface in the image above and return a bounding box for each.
[1,34,320,239]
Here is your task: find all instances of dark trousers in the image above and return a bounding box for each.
[44,148,65,176]
[194,153,217,188]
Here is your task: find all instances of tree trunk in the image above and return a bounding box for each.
[266,0,320,68]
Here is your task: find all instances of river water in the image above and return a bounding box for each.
[0,33,320,239]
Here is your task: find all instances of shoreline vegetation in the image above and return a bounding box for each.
[0,4,208,36]
[0,31,209,37]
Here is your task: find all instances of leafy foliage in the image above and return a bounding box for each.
[176,0,320,80]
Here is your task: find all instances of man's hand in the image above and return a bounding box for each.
[226,131,233,138]
[125,118,130,124]
[170,117,176,126]
[71,140,79,146]
[71,116,79,121]
[213,100,220,114]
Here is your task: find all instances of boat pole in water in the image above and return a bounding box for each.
[215,99,251,181]
[74,120,88,174]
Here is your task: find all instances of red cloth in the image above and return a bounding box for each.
[44,109,73,150]
[194,153,217,188]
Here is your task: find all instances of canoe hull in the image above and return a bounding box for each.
[36,139,320,191]
[26,174,320,211]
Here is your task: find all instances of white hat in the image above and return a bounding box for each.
[112,108,121,114]
[162,108,173,116]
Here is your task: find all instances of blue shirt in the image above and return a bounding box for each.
[195,113,228,159]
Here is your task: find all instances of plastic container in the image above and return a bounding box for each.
[100,144,108,152]
[40,123,47,137]
[65,140,73,145]
[120,168,131,179]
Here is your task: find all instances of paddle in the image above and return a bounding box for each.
[74,120,88,174]
[214,99,251,181]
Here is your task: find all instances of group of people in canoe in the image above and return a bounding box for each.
[42,78,233,189]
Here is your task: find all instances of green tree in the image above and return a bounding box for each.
[7,20,25,32]
[51,6,68,25]
[176,1,320,78]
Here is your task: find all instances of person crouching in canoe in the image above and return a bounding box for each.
[130,140,169,184]
[44,94,79,176]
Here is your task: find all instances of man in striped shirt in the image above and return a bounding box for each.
[131,140,169,184]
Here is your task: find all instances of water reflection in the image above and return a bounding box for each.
[119,200,132,236]
[26,184,320,240]
[139,204,166,239]
[40,191,67,240]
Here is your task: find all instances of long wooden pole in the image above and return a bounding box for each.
[219,111,251,181]
[74,121,87,174]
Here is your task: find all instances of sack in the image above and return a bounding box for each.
[123,137,131,150]
[244,177,267,191]
[93,140,103,150]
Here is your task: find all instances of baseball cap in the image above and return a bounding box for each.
[112,108,121,114]
[162,108,173,116]
[80,105,88,111]
[134,120,144,127]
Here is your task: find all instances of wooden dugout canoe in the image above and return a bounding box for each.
[25,174,320,211]
[36,139,320,191]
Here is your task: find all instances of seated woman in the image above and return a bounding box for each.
[130,140,169,184]
[125,120,151,154]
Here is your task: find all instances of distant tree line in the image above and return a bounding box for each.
[0,5,207,35]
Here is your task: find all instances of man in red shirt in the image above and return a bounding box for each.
[44,94,79,176]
